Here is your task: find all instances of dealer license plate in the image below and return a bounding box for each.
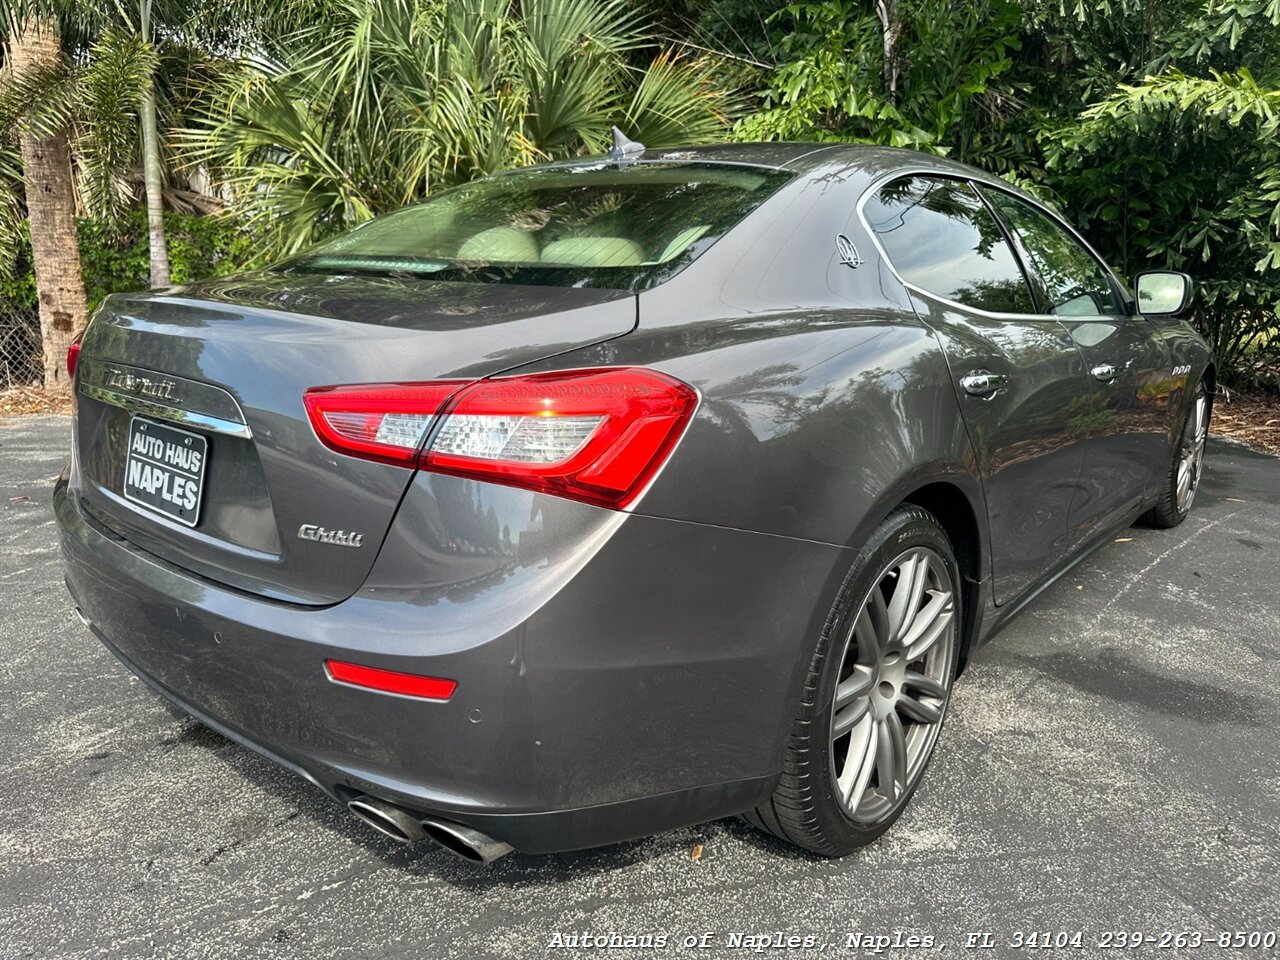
[123,417,207,527]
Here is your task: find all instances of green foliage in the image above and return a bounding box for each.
[76,29,157,221]
[4,0,1278,390]
[0,141,25,270]
[734,0,1021,157]
[735,0,1280,388]
[1042,67,1280,386]
[645,0,791,62]
[182,0,742,257]
[1,211,261,313]
[0,0,300,263]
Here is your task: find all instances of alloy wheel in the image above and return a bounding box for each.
[1176,392,1209,514]
[829,547,956,826]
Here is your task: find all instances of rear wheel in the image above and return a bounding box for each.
[1143,381,1210,529]
[744,506,960,855]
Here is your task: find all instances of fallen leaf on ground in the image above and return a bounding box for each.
[0,386,73,416]
[690,844,703,861]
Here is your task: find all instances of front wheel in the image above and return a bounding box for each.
[1143,381,1210,529]
[744,506,961,855]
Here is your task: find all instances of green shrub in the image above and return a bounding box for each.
[1,211,263,314]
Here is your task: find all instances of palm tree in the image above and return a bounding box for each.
[1,1,268,294]
[187,0,742,256]
[2,13,86,392]
[66,0,242,287]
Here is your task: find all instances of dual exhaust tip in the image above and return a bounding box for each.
[346,795,513,863]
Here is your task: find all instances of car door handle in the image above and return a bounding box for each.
[1091,364,1118,383]
[960,371,1009,397]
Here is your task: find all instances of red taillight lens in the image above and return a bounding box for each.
[303,368,698,509]
[424,368,698,509]
[325,659,457,701]
[66,335,83,382]
[304,382,466,466]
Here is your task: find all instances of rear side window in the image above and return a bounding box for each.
[863,176,1034,314]
[279,162,794,291]
[980,188,1125,317]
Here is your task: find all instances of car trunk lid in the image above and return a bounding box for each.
[74,272,635,605]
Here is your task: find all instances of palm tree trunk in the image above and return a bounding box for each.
[9,16,87,393]
[140,88,171,288]
[139,0,170,288]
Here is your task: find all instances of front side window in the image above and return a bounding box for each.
[278,162,794,291]
[980,189,1124,317]
[863,176,1035,314]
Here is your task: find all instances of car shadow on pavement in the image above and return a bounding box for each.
[1013,648,1269,726]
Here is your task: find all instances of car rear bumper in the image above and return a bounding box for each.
[57,474,852,853]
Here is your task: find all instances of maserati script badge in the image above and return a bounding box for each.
[297,524,364,548]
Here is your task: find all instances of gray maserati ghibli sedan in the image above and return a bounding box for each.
[58,140,1212,861]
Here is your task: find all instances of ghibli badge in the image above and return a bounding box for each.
[297,524,364,548]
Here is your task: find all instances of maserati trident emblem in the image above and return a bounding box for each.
[297,524,364,548]
[835,234,864,269]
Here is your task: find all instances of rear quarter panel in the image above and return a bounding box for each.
[580,311,981,555]
[514,156,985,564]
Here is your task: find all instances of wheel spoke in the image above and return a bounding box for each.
[832,695,871,737]
[853,605,879,663]
[834,666,873,711]
[867,580,891,653]
[1177,459,1192,504]
[875,712,908,800]
[838,716,877,813]
[897,692,943,724]
[886,553,927,644]
[901,588,953,660]
[901,673,947,699]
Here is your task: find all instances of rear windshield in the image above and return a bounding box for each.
[277,162,794,291]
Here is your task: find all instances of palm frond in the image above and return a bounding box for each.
[76,28,156,220]
[0,137,25,273]
[622,51,745,149]
[0,54,75,141]
[179,0,737,259]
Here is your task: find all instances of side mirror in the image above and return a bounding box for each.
[1134,271,1193,316]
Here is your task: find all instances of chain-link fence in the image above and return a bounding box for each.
[1,304,43,389]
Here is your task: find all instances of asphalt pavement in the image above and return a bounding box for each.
[2,415,1278,960]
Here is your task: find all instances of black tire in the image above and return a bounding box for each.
[1142,380,1210,529]
[745,505,961,856]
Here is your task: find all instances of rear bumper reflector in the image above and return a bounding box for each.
[325,659,457,701]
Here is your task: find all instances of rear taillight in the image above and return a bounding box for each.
[304,368,698,509]
[66,334,83,382]
[304,382,465,466]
